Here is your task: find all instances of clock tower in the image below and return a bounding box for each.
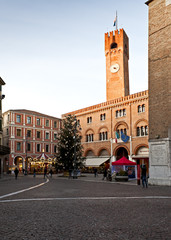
[105,28,129,101]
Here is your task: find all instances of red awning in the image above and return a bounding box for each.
[37,152,49,160]
[112,156,137,165]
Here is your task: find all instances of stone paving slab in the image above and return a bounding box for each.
[0,173,170,240]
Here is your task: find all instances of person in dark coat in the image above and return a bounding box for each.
[44,167,47,179]
[33,168,36,178]
[103,168,107,180]
[141,164,148,188]
[14,167,19,180]
[94,168,98,177]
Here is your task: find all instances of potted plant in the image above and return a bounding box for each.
[115,170,129,181]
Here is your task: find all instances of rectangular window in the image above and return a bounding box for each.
[54,121,57,128]
[27,143,31,151]
[46,144,49,152]
[37,144,40,152]
[6,128,9,135]
[27,116,31,124]
[37,131,41,138]
[17,129,21,137]
[27,130,31,138]
[37,118,40,125]
[87,117,92,124]
[17,142,21,151]
[54,133,57,140]
[100,114,106,121]
[46,132,49,139]
[16,115,21,123]
[54,145,57,153]
[46,120,49,127]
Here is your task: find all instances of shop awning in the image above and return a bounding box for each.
[85,157,109,167]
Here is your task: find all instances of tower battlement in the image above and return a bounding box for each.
[105,28,129,58]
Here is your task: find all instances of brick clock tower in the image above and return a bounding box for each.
[105,28,130,101]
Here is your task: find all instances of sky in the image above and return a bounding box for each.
[0,0,148,118]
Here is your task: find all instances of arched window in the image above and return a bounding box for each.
[136,125,148,137]
[141,126,145,136]
[138,105,142,113]
[86,134,94,142]
[99,131,108,141]
[145,126,148,135]
[142,104,145,112]
[110,42,117,49]
[100,113,106,121]
[137,127,140,136]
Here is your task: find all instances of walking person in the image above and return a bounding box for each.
[141,164,148,188]
[102,168,107,180]
[94,168,98,177]
[14,167,19,180]
[33,168,36,178]
[44,167,47,179]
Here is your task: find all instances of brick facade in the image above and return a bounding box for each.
[146,0,171,186]
[147,0,171,139]
[3,109,62,172]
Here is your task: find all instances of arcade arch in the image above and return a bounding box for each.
[114,146,129,160]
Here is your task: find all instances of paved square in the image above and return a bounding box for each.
[0,174,171,240]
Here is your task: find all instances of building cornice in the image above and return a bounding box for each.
[62,90,148,117]
[3,109,61,120]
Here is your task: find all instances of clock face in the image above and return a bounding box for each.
[110,63,120,73]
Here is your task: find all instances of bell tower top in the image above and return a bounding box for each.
[105,28,130,101]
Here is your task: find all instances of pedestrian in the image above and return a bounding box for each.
[94,168,97,177]
[33,168,36,178]
[102,168,107,180]
[69,168,72,179]
[14,167,19,180]
[107,168,112,181]
[44,167,47,179]
[141,164,148,188]
[49,168,53,178]
[22,168,25,175]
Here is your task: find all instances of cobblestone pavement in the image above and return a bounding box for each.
[0,173,171,240]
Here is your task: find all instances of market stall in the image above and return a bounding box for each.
[112,156,137,178]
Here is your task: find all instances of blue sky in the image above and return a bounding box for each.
[0,0,148,118]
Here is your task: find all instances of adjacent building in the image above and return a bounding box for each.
[146,0,171,185]
[63,29,149,172]
[0,77,10,175]
[3,109,61,173]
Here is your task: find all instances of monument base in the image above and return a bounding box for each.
[149,138,171,186]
